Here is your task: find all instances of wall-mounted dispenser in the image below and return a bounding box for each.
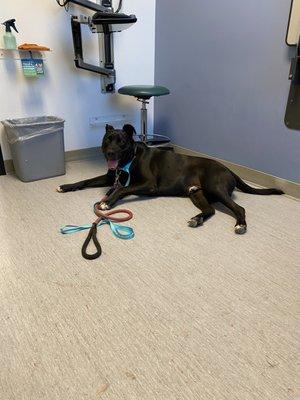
[285,0,300,130]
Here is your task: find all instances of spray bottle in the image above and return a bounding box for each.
[2,19,18,49]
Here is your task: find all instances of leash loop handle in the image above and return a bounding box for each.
[108,221,135,239]
[60,208,134,260]
[81,223,102,260]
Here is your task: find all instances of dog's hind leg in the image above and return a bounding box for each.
[203,170,247,234]
[212,188,247,234]
[188,189,215,228]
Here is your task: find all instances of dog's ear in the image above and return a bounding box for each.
[123,124,136,138]
[105,124,114,133]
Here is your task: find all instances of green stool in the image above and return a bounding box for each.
[118,85,170,146]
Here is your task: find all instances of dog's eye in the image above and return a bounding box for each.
[117,136,127,147]
[105,135,113,143]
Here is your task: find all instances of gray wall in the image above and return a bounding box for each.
[154,0,300,183]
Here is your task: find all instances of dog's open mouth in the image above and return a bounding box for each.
[107,160,119,170]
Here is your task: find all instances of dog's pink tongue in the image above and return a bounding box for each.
[107,160,118,170]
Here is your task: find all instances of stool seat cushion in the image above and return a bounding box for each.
[118,85,170,99]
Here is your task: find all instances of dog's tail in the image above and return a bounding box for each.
[232,172,284,195]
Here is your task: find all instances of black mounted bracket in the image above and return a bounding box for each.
[285,36,300,130]
[67,0,137,93]
[71,15,116,82]
[0,145,5,176]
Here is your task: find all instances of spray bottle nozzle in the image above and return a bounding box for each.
[2,19,18,33]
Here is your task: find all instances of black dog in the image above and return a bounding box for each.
[57,124,284,234]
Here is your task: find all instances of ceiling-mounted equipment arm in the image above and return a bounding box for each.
[58,0,137,92]
[71,15,115,78]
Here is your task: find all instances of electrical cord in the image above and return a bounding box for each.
[115,0,123,13]
[56,0,70,11]
[56,0,123,13]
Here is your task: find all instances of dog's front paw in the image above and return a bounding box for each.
[187,216,203,228]
[56,186,64,193]
[56,184,80,193]
[99,202,110,211]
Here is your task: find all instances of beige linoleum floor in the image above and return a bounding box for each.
[0,157,299,400]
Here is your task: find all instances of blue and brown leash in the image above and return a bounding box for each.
[60,158,135,260]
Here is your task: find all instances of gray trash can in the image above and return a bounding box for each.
[1,116,65,182]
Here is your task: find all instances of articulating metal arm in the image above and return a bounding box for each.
[66,0,136,92]
[71,16,116,80]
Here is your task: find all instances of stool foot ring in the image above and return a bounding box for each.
[134,134,171,147]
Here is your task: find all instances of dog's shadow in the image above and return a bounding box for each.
[115,194,237,219]
[115,195,159,207]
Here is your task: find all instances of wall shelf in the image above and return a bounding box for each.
[0,48,50,60]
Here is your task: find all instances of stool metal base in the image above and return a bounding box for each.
[137,98,171,147]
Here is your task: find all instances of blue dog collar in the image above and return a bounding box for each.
[119,159,134,187]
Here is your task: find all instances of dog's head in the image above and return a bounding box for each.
[102,124,136,170]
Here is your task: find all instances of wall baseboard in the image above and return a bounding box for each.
[173,145,300,200]
[65,147,101,162]
[4,144,300,199]
[4,159,14,174]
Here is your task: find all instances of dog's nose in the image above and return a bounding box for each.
[106,151,115,159]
